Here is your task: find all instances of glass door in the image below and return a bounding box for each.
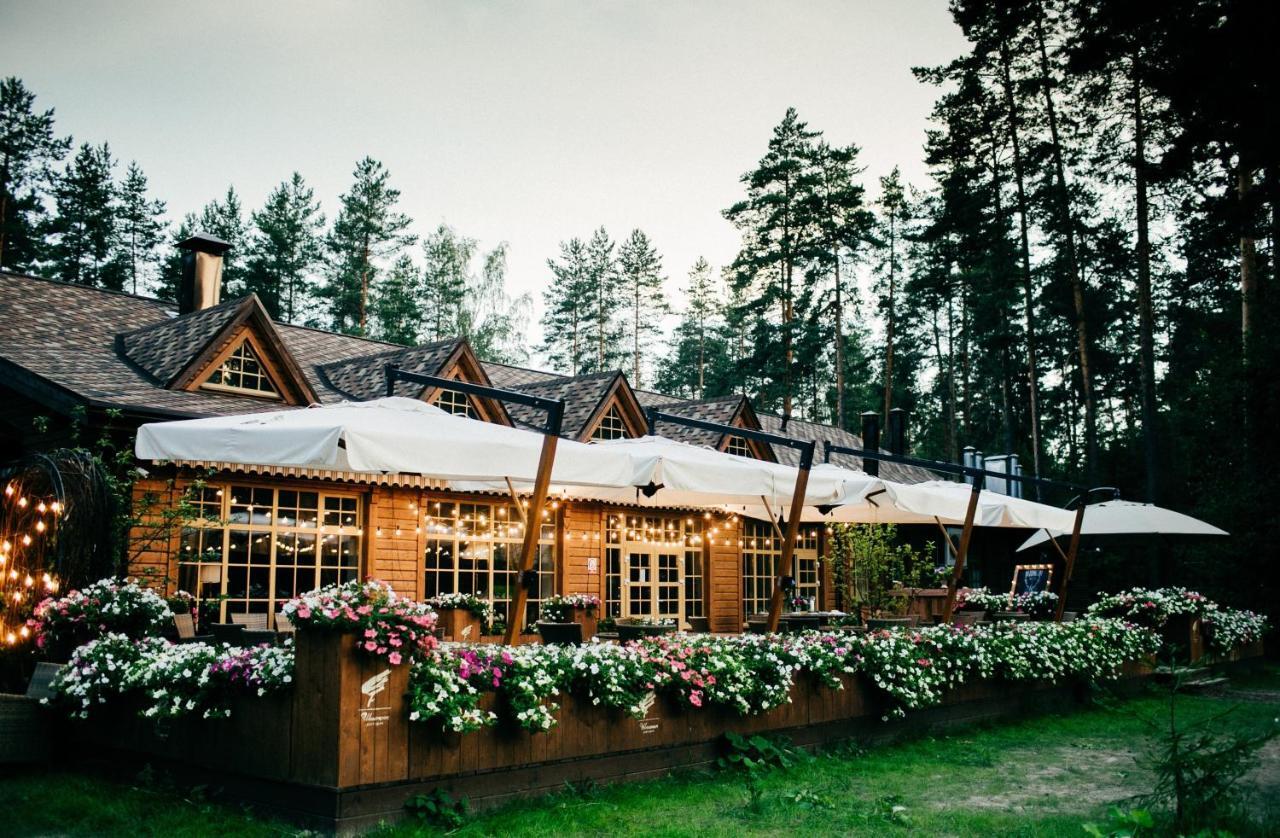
[623,548,684,624]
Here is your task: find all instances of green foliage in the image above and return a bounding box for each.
[716,731,808,774]
[0,76,70,273]
[1135,659,1279,832]
[827,523,933,617]
[243,171,324,322]
[320,156,415,335]
[404,788,469,829]
[1083,807,1155,838]
[616,228,669,387]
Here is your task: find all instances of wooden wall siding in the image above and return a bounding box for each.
[367,486,424,600]
[707,516,743,633]
[560,503,603,600]
[129,476,182,591]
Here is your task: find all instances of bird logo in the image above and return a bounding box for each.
[460,624,473,639]
[361,670,391,708]
[638,690,657,718]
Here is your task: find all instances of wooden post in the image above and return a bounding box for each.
[504,432,559,645]
[1054,504,1086,622]
[941,479,983,623]
[766,442,815,632]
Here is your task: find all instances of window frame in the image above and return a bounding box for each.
[198,338,283,400]
[178,482,364,627]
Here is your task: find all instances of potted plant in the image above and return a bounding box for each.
[1010,590,1059,620]
[827,523,932,627]
[28,577,174,662]
[538,594,601,639]
[615,616,677,642]
[425,593,492,642]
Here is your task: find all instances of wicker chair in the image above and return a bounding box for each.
[173,613,213,644]
[275,612,296,633]
[230,613,270,631]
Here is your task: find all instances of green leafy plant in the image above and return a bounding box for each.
[1134,655,1278,831]
[405,788,468,829]
[1082,807,1155,837]
[827,523,933,617]
[716,731,807,772]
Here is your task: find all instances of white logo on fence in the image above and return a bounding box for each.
[460,624,473,639]
[362,670,390,708]
[638,690,660,735]
[359,669,393,727]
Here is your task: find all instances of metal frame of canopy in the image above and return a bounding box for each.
[644,409,815,633]
[822,440,1112,623]
[384,366,564,645]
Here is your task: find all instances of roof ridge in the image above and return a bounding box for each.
[1,269,174,308]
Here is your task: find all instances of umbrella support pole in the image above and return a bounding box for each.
[1053,505,1086,622]
[504,433,559,645]
[766,443,816,632]
[942,478,983,623]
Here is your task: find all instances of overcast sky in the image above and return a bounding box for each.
[1,0,965,354]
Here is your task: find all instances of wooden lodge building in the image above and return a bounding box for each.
[0,236,1032,634]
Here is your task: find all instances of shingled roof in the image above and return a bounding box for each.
[119,295,246,385]
[319,339,462,401]
[505,371,629,438]
[0,270,941,483]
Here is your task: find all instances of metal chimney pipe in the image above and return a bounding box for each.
[860,411,880,477]
[177,233,232,315]
[887,407,907,456]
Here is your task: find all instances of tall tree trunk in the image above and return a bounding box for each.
[833,249,845,430]
[883,212,897,424]
[1000,41,1045,491]
[359,239,370,335]
[697,311,705,398]
[1033,1,1098,479]
[1132,63,1160,503]
[634,283,641,384]
[1239,162,1259,450]
[0,154,10,270]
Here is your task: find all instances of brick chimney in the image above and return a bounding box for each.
[177,233,231,314]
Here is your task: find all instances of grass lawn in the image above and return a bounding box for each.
[4,666,1278,837]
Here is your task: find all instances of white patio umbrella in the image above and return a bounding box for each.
[135,397,649,488]
[733,467,1078,532]
[461,436,860,509]
[1016,500,1228,551]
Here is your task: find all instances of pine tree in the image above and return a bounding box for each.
[540,237,593,375]
[420,223,475,341]
[723,108,820,418]
[47,142,123,289]
[808,141,875,430]
[616,228,670,386]
[321,158,415,335]
[877,167,907,425]
[0,77,70,272]
[244,172,324,322]
[583,227,624,373]
[114,161,166,295]
[371,254,422,345]
[193,187,247,297]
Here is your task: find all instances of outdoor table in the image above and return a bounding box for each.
[615,622,677,642]
[210,622,246,644]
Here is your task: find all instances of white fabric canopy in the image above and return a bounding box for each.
[732,468,1076,531]
[461,435,857,508]
[1017,500,1228,551]
[135,397,648,487]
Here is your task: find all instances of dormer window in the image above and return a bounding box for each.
[434,388,477,419]
[591,405,630,441]
[725,435,752,458]
[200,340,280,399]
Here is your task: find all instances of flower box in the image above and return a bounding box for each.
[436,607,483,643]
[567,606,598,640]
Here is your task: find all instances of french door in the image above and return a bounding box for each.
[623,549,683,623]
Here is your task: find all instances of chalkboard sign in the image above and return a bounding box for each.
[1010,564,1053,597]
